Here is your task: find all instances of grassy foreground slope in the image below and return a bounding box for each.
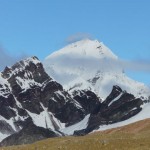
[1,119,150,150]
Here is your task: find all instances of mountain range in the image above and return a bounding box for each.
[0,39,149,147]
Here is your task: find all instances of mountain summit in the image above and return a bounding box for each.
[47,39,118,59]
[44,39,150,100]
[0,40,150,146]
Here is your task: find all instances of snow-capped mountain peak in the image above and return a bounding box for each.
[44,39,150,100]
[46,39,117,60]
[2,56,41,79]
[44,39,120,85]
[0,54,150,146]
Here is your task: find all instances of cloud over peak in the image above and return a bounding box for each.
[66,32,93,44]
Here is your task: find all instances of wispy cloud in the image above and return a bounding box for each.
[120,59,150,86]
[120,59,150,73]
[0,46,28,71]
[66,32,93,44]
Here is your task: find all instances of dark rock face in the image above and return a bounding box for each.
[0,120,15,135]
[0,56,146,146]
[17,87,43,114]
[0,94,16,119]
[0,56,100,146]
[103,85,122,106]
[73,90,101,114]
[74,85,144,135]
[0,122,59,147]
[0,57,87,129]
[41,82,85,126]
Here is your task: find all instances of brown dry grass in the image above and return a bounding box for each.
[99,118,150,134]
[1,119,150,150]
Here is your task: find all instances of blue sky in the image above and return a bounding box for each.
[0,0,150,85]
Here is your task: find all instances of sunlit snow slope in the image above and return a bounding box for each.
[44,39,150,100]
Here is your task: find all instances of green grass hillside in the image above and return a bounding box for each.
[1,119,150,150]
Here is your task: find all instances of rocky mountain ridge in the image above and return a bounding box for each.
[0,46,149,146]
[0,56,101,145]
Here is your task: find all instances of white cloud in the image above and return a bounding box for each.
[120,59,150,73]
[0,47,28,71]
[66,32,93,43]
